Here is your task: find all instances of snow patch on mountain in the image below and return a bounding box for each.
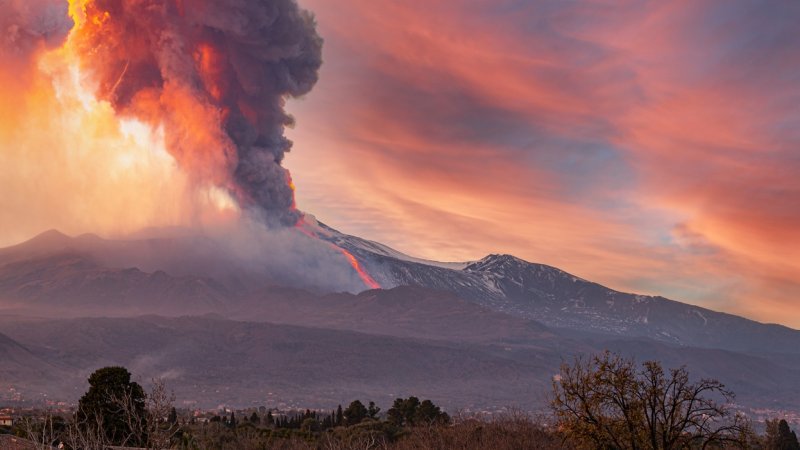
[305,215,469,270]
[310,225,800,354]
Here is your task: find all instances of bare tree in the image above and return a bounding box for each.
[19,410,61,450]
[552,351,751,450]
[320,432,384,450]
[145,378,180,450]
[109,377,179,449]
[64,402,110,450]
[108,385,148,447]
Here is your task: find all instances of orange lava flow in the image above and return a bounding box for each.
[334,246,382,290]
[295,222,381,290]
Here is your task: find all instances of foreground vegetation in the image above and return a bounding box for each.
[4,353,800,449]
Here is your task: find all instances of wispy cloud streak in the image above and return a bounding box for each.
[288,0,800,325]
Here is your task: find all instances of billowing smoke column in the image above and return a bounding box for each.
[68,0,323,227]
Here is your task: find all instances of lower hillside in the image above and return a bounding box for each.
[0,315,559,410]
[2,313,800,413]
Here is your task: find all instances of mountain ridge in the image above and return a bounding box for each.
[324,228,800,354]
[2,227,798,356]
[2,228,800,411]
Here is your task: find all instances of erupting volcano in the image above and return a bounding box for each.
[11,0,380,288]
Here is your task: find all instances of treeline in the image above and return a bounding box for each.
[177,397,451,448]
[197,397,446,432]
[6,354,800,449]
[175,410,560,450]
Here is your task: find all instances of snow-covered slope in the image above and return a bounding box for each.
[306,217,468,270]
[323,226,800,355]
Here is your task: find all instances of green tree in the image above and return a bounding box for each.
[301,417,321,433]
[386,397,447,427]
[249,411,260,425]
[76,366,147,446]
[387,397,419,426]
[168,407,178,425]
[325,411,338,429]
[552,352,750,450]
[336,405,343,426]
[344,400,368,425]
[415,399,449,425]
[266,410,274,426]
[367,401,381,419]
[766,419,800,450]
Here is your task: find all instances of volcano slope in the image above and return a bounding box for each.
[1,229,799,411]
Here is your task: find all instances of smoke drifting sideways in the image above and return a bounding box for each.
[116,217,379,297]
[69,0,323,227]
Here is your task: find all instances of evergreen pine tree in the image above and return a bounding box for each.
[387,397,420,426]
[76,366,148,446]
[336,404,343,426]
[415,399,449,425]
[343,400,368,426]
[368,401,381,419]
[777,420,800,450]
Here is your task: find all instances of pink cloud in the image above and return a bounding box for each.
[288,0,800,325]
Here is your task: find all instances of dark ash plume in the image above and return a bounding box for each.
[71,0,323,227]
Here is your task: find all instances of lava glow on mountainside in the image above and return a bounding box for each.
[295,219,382,290]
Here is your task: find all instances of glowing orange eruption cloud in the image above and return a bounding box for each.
[0,0,379,289]
[65,0,321,227]
[0,0,213,245]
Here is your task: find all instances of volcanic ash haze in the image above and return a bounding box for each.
[69,0,323,227]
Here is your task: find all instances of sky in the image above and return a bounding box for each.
[0,0,798,327]
[283,0,800,325]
